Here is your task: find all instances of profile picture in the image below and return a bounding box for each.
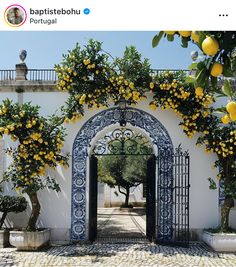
[4,4,27,27]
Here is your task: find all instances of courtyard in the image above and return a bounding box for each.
[0,32,236,264]
[0,207,236,267]
[1,242,236,267]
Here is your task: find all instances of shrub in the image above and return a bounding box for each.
[0,195,27,229]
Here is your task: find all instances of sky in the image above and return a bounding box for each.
[0,31,200,70]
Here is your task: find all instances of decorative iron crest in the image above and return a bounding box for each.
[174,144,189,157]
[93,128,153,155]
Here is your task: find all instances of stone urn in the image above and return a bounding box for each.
[202,230,236,252]
[9,229,50,251]
[0,229,10,248]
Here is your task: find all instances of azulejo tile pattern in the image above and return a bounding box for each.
[71,107,173,241]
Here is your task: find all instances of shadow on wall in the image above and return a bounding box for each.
[1,162,71,231]
[37,165,71,229]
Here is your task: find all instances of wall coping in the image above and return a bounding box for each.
[0,81,57,92]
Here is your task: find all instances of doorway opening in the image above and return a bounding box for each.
[89,128,156,242]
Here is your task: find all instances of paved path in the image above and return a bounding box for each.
[1,242,236,267]
[97,208,146,240]
[1,209,236,266]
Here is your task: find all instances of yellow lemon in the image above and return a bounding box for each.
[149,102,157,110]
[164,31,175,35]
[191,31,199,43]
[221,114,230,124]
[226,101,236,114]
[150,82,155,89]
[210,62,223,77]
[195,87,204,96]
[230,112,236,122]
[179,31,191,37]
[202,36,219,56]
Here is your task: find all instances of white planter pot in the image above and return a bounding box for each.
[0,229,10,248]
[9,229,50,251]
[202,230,236,252]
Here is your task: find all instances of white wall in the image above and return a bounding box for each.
[0,93,18,103]
[0,91,221,240]
[141,95,219,230]
[98,183,146,207]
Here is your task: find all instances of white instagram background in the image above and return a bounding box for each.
[0,0,235,30]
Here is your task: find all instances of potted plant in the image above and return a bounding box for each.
[202,152,236,252]
[0,99,69,250]
[152,31,236,252]
[0,195,27,248]
[194,74,236,252]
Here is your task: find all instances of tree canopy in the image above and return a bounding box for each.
[98,155,149,207]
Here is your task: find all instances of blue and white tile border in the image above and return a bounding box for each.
[71,107,173,241]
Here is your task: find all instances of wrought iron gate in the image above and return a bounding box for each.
[146,155,156,242]
[156,146,190,247]
[89,155,98,242]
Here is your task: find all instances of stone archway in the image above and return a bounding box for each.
[71,107,173,241]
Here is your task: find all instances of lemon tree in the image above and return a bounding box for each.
[152,31,236,231]
[153,31,235,88]
[55,40,151,122]
[152,31,236,114]
[0,99,69,231]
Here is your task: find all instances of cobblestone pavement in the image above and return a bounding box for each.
[1,242,236,267]
[1,209,236,266]
[97,208,146,239]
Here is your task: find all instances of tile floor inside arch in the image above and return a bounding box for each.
[97,208,146,241]
[1,208,236,267]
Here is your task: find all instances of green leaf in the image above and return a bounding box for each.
[197,61,206,71]
[222,56,234,77]
[181,38,189,48]
[215,107,227,113]
[208,177,217,190]
[214,111,226,115]
[222,80,233,97]
[210,76,218,89]
[196,68,207,85]
[223,67,234,77]
[167,34,174,42]
[198,32,207,47]
[152,32,164,48]
[215,93,229,98]
[188,62,198,70]
[185,76,196,83]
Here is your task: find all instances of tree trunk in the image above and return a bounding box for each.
[220,156,235,231]
[0,212,7,229]
[26,191,41,231]
[125,187,130,207]
[118,186,130,207]
[221,197,234,231]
